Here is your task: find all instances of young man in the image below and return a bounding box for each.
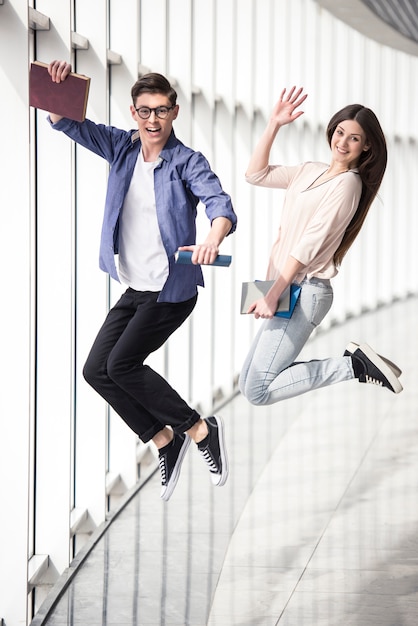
[48,60,237,500]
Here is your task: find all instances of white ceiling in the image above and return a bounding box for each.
[315,0,418,56]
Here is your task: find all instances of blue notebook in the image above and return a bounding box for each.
[174,250,232,267]
[275,284,301,318]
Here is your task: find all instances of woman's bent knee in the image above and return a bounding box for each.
[239,372,266,405]
[240,384,268,406]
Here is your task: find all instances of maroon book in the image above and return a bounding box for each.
[29,61,90,122]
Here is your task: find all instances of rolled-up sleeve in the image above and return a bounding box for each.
[245,164,300,189]
[185,151,237,233]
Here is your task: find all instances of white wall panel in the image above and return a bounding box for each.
[378,46,397,137]
[409,140,418,277]
[272,0,292,89]
[252,0,274,117]
[232,106,255,372]
[214,0,235,112]
[190,56,217,408]
[71,0,110,542]
[390,51,414,140]
[33,0,74,608]
[315,7,336,122]
[109,0,139,129]
[389,139,409,299]
[234,0,254,116]
[140,0,168,74]
[211,100,236,401]
[192,0,214,98]
[287,0,308,86]
[302,0,321,121]
[167,0,193,141]
[410,61,418,139]
[362,38,382,109]
[107,0,145,502]
[0,4,32,625]
[190,103,220,408]
[140,0,195,409]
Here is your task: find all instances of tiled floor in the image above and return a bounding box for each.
[32,296,418,626]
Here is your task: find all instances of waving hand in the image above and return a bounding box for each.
[246,86,307,177]
[270,86,307,127]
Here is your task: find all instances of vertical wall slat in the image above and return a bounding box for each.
[32,1,74,612]
[0,3,32,624]
[71,0,110,544]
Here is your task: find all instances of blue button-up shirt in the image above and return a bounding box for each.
[50,117,237,302]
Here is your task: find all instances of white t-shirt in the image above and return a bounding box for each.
[118,149,169,291]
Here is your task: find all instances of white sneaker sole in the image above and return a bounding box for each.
[212,415,229,487]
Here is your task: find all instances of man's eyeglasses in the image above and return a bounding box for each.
[134,105,175,120]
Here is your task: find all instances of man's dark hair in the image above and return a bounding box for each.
[131,73,177,105]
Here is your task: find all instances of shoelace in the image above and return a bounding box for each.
[159,456,167,484]
[365,374,383,386]
[199,448,218,472]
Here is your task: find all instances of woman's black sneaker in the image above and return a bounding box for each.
[351,343,403,394]
[344,341,402,377]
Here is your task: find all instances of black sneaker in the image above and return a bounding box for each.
[344,341,402,377]
[351,343,403,394]
[158,433,191,501]
[197,415,229,486]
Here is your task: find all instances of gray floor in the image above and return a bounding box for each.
[32,296,418,626]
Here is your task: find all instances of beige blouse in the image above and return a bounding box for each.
[245,162,362,283]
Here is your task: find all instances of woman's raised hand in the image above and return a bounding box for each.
[271,86,307,127]
[245,86,308,176]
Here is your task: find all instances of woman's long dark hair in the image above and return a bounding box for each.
[326,104,387,266]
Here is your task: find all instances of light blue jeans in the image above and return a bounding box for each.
[239,277,354,405]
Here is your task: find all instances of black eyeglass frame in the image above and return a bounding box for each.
[134,105,175,119]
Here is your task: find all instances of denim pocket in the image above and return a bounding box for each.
[310,291,333,326]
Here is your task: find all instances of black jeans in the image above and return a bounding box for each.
[83,288,200,442]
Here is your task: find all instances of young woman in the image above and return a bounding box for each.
[239,87,402,406]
